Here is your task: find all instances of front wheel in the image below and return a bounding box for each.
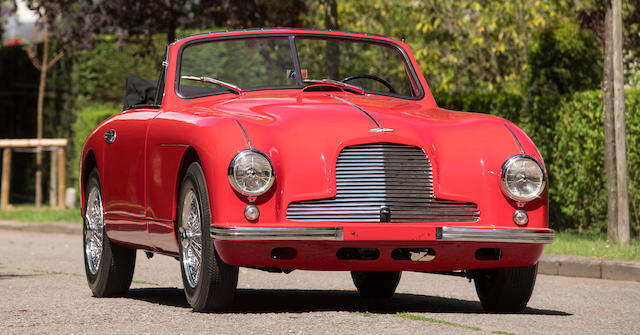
[472,263,538,313]
[83,169,136,297]
[351,271,401,299]
[178,162,238,312]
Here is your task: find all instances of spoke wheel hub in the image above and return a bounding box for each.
[181,189,203,288]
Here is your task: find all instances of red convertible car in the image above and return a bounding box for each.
[81,29,553,312]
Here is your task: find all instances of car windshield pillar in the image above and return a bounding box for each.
[288,35,304,87]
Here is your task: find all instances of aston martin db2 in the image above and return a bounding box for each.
[81,29,553,312]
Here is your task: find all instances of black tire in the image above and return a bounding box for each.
[473,263,538,313]
[83,168,136,297]
[351,271,401,299]
[178,162,238,312]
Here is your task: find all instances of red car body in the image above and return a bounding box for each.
[81,29,552,306]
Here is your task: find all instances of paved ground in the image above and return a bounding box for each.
[1,230,639,334]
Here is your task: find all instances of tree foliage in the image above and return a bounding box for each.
[306,0,564,94]
[574,0,640,87]
[11,0,307,48]
[0,0,17,40]
[527,21,602,95]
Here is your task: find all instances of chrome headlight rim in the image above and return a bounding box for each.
[227,149,275,197]
[500,154,546,202]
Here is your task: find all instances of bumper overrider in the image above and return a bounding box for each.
[210,226,554,244]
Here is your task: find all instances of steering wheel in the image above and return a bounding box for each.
[341,74,397,94]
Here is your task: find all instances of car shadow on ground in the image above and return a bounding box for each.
[126,287,571,316]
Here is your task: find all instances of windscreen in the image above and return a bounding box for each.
[178,35,419,98]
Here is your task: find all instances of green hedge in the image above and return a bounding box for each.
[437,89,640,235]
[553,90,640,234]
[72,35,166,103]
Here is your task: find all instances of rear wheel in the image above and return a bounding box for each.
[351,271,401,299]
[178,162,238,312]
[83,169,136,297]
[472,263,538,313]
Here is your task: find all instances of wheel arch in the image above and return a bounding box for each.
[81,149,98,214]
[173,146,202,226]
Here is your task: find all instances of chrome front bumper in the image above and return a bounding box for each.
[211,226,554,244]
[437,227,554,244]
[211,226,344,240]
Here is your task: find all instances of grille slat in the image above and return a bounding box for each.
[286,143,479,222]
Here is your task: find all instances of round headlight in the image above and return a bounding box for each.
[500,155,546,202]
[228,150,275,196]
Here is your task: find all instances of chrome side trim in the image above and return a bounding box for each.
[211,226,344,240]
[160,143,189,147]
[329,95,382,129]
[503,123,525,154]
[439,227,554,244]
[104,212,174,223]
[235,120,253,149]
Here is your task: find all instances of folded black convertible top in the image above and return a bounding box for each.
[123,73,157,110]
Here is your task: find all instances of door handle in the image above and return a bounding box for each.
[104,129,116,144]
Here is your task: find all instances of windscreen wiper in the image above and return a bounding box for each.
[303,78,365,95]
[181,75,244,95]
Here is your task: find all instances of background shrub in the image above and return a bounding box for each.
[527,21,602,95]
[72,35,166,103]
[552,89,640,234]
[70,100,119,194]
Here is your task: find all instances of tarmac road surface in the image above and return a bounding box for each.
[1,230,639,334]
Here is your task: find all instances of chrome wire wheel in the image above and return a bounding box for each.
[84,186,104,275]
[180,189,203,288]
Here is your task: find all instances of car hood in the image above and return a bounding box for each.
[180,91,542,202]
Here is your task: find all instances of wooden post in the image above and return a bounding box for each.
[50,149,58,206]
[1,148,11,210]
[604,2,618,242]
[57,148,65,208]
[35,29,50,209]
[612,0,629,244]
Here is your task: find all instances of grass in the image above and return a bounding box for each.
[31,269,159,285]
[32,269,81,277]
[0,205,81,224]
[132,279,160,286]
[362,312,515,334]
[394,312,482,331]
[545,232,640,261]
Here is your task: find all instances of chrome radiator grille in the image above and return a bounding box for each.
[286,143,479,222]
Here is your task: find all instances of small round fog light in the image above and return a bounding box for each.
[244,204,260,221]
[513,209,529,226]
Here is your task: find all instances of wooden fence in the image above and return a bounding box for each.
[0,138,68,210]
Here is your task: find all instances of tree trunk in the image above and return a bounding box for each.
[612,0,629,244]
[35,29,49,209]
[603,0,617,242]
[324,0,340,79]
[167,0,176,46]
